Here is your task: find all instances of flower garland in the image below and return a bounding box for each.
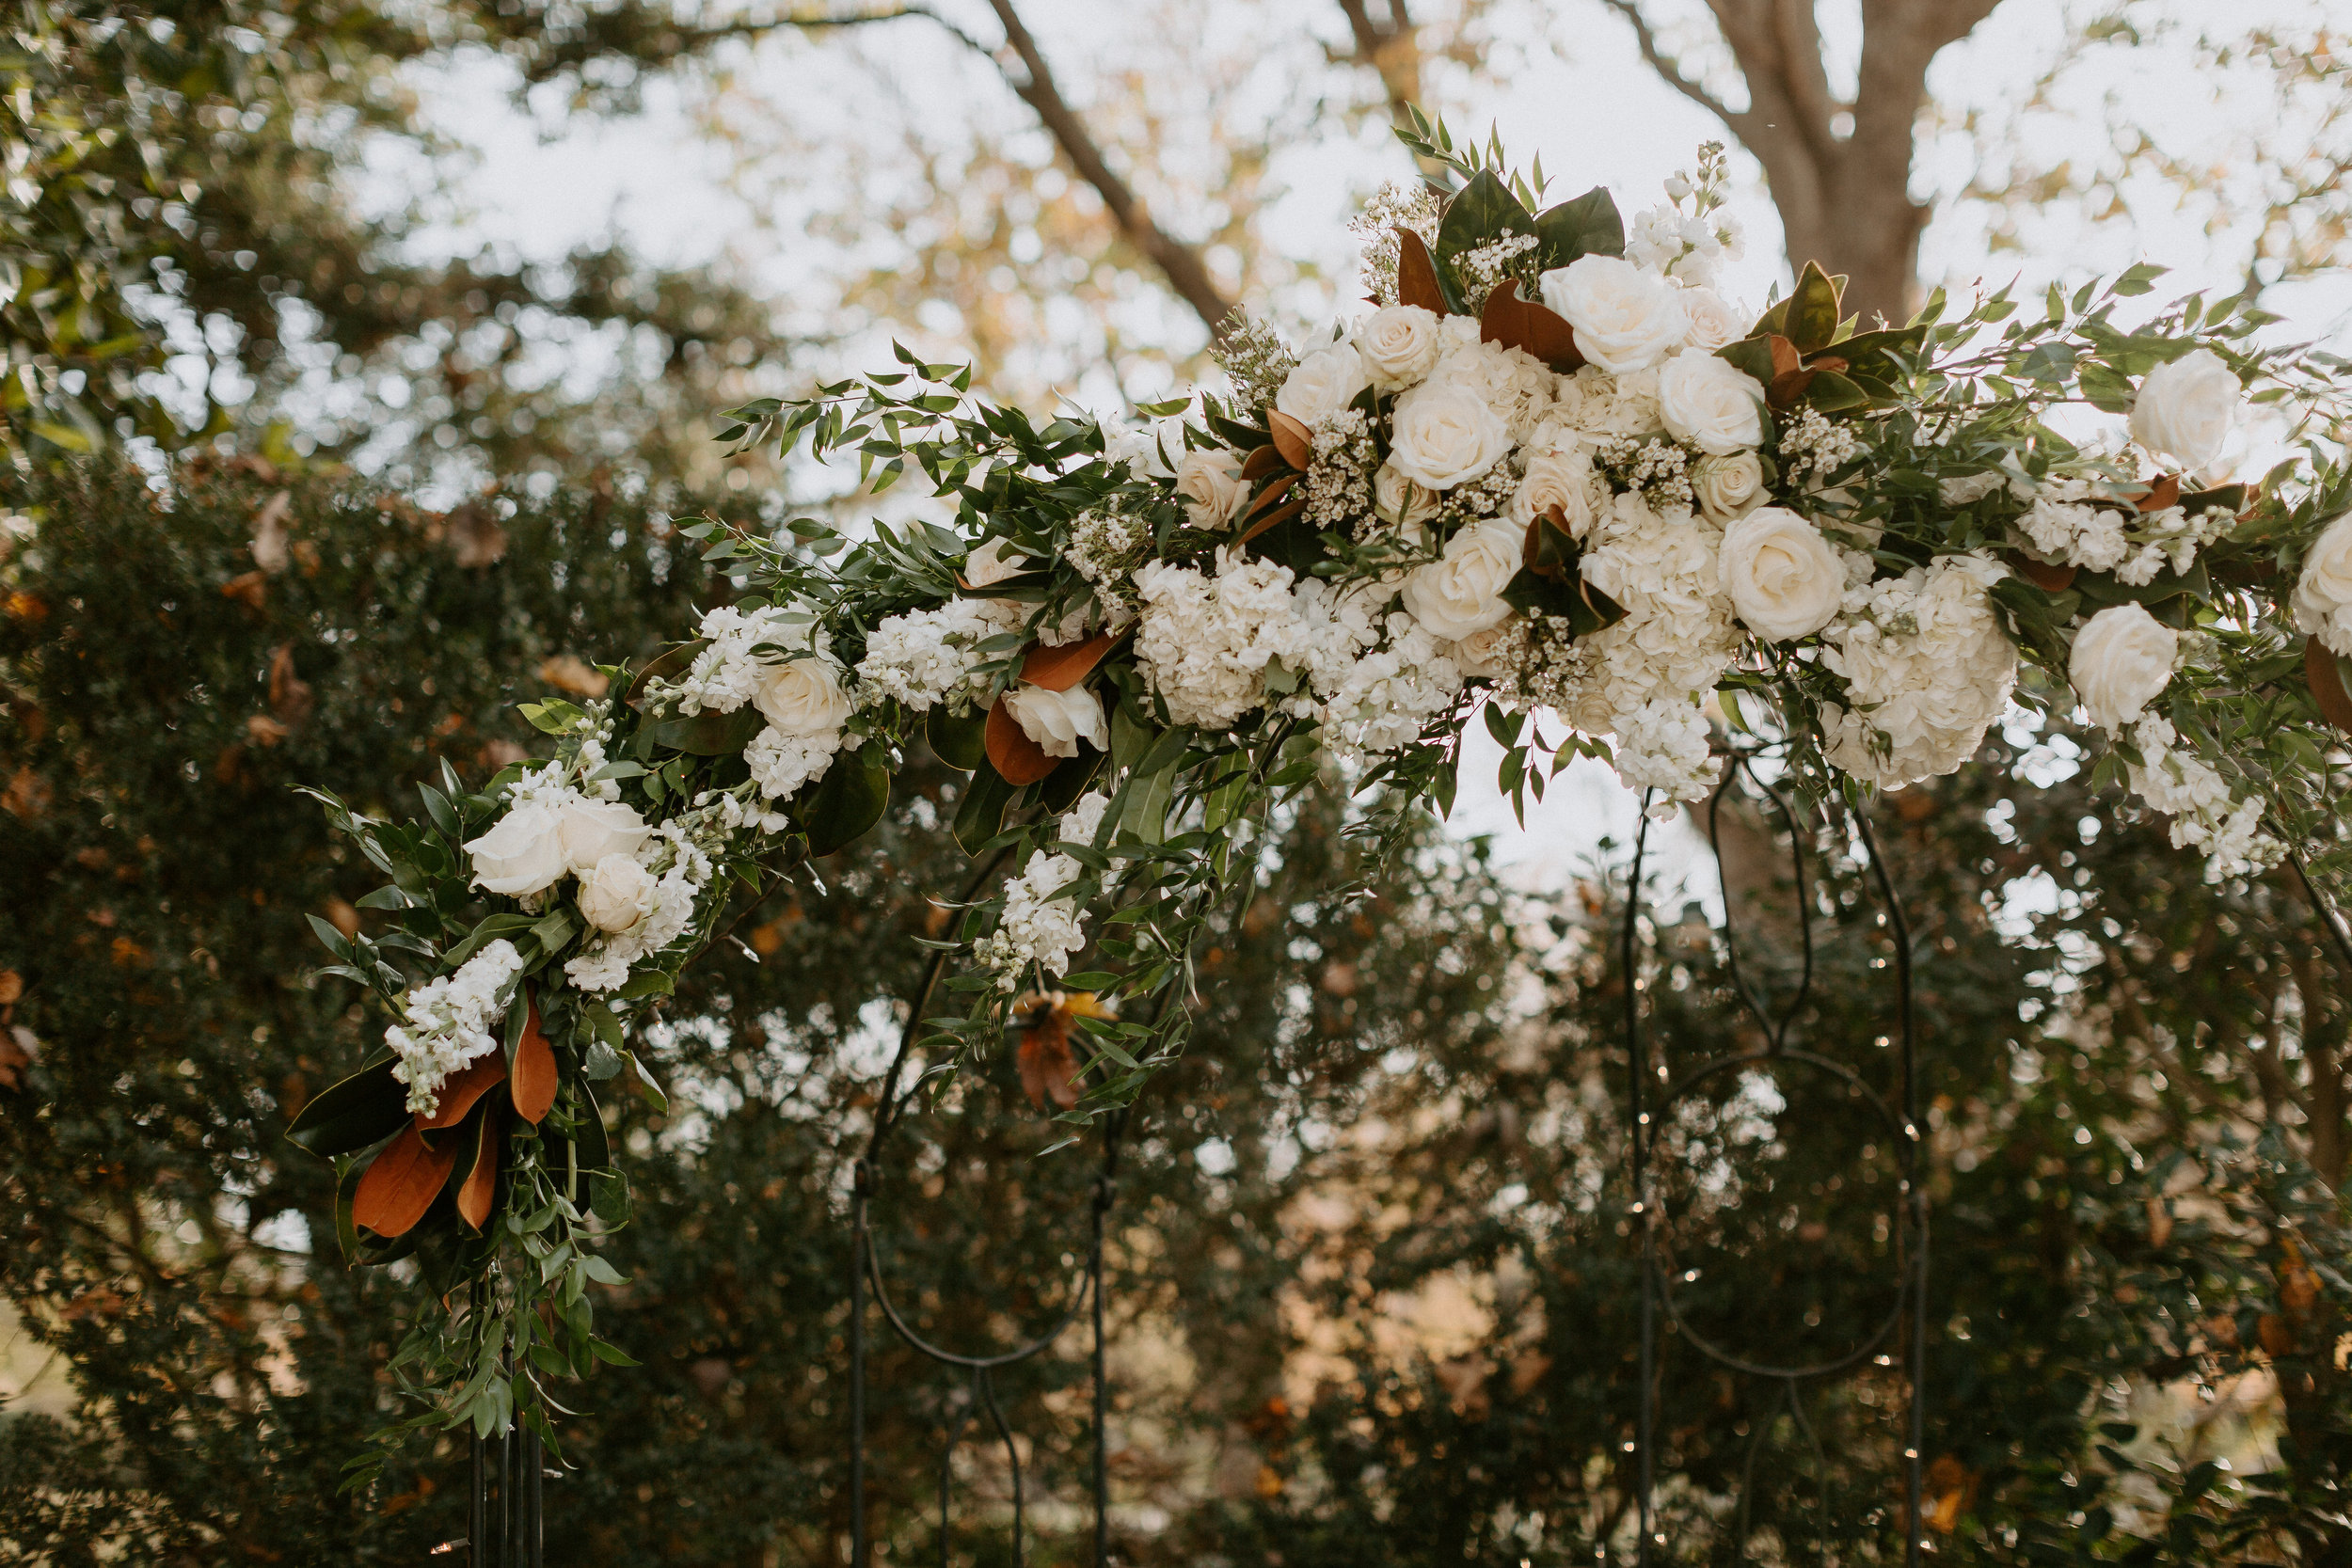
[291,125,2352,1452]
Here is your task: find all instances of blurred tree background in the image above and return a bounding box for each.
[5,1,2352,1563]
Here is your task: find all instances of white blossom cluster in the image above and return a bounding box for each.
[854,596,1026,713]
[1820,553,2018,789]
[2018,479,2235,587]
[2124,715,2280,882]
[975,850,1089,989]
[385,939,526,1116]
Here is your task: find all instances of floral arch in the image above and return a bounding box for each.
[288,121,2352,1527]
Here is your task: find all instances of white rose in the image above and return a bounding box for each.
[2069,603,2179,731]
[555,796,652,874]
[1657,349,1765,455]
[1692,451,1766,523]
[1174,449,1248,529]
[963,537,1033,587]
[1387,383,1511,489]
[2294,513,2352,656]
[1537,255,1689,375]
[465,801,568,897]
[1353,305,1444,389]
[1451,619,1516,677]
[1004,682,1109,758]
[1509,446,1597,538]
[1275,342,1371,426]
[1107,418,1184,479]
[1400,517,1524,640]
[1374,462,1441,529]
[576,852,654,934]
[752,652,851,738]
[2128,348,2240,470]
[1677,286,1744,351]
[1719,507,1844,642]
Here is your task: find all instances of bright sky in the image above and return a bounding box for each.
[378,0,2352,892]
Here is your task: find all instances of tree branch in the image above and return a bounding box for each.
[1335,0,1423,130]
[1597,0,1745,130]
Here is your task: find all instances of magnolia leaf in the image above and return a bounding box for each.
[510,993,557,1126]
[1480,280,1582,372]
[351,1124,458,1239]
[2306,637,2352,735]
[1800,368,1867,412]
[1785,261,1842,356]
[1267,410,1314,469]
[1532,185,1623,269]
[452,1104,502,1232]
[927,705,987,771]
[1237,494,1309,547]
[1020,632,1120,692]
[642,707,762,757]
[984,699,1061,786]
[624,640,707,707]
[1434,167,1534,306]
[1395,228,1448,315]
[418,1048,508,1132]
[287,1055,408,1158]
[2009,554,2078,594]
[801,742,892,855]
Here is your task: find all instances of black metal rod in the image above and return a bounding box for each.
[469,1430,486,1568]
[1091,1174,1111,1567]
[851,1162,869,1568]
[1624,792,1655,1565]
[525,1425,543,1568]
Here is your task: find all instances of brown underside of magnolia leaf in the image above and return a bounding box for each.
[1238,496,1309,546]
[985,699,1062,785]
[2010,554,2078,593]
[2137,474,2183,514]
[510,995,556,1125]
[456,1107,501,1230]
[1019,633,1118,693]
[352,1124,458,1239]
[1396,228,1447,316]
[1480,280,1583,372]
[1239,444,1284,483]
[1267,410,1314,470]
[1523,503,1570,578]
[417,1049,507,1131]
[1238,473,1297,526]
[2307,636,2352,735]
[1016,1006,1080,1113]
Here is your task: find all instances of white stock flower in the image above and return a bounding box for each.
[384,940,527,1116]
[1538,255,1689,375]
[744,724,841,800]
[1657,349,1765,455]
[1692,451,1765,523]
[1387,382,1511,489]
[1677,287,1744,351]
[963,537,1033,587]
[856,596,1026,712]
[1719,508,1843,642]
[977,851,1089,987]
[2125,714,2280,883]
[2129,348,2240,471]
[1374,462,1442,529]
[577,852,654,934]
[2070,604,2178,731]
[1174,449,1248,529]
[1275,342,1371,427]
[1353,305,1444,389]
[1400,517,1524,640]
[1057,789,1113,846]
[1004,683,1109,758]
[2293,513,2352,657]
[465,800,569,896]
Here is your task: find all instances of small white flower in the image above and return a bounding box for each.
[1656,349,1765,455]
[1352,305,1444,389]
[963,537,1033,588]
[1387,382,1511,489]
[2070,604,2178,731]
[1058,789,1114,846]
[577,852,655,934]
[1537,255,1689,375]
[1718,507,1844,642]
[1400,517,1524,641]
[2294,513,2352,657]
[2128,348,2240,471]
[1274,342,1371,427]
[1004,683,1109,758]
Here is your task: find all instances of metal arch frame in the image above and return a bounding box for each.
[1622,749,1929,1565]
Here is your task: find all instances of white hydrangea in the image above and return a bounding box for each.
[1550,365,1665,439]
[1131,549,1311,730]
[1612,697,1721,812]
[1550,493,1741,736]
[1424,339,1557,442]
[976,851,1089,989]
[1311,609,1465,755]
[854,596,1026,713]
[1820,552,2017,789]
[666,605,789,716]
[744,726,840,801]
[2124,715,2281,883]
[385,940,528,1117]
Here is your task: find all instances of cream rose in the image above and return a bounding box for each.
[2128,348,2240,470]
[465,801,569,897]
[1387,383,1511,489]
[1275,342,1370,427]
[1509,447,1597,537]
[1537,255,1688,374]
[2295,513,2352,655]
[1174,449,1248,529]
[1677,286,1743,352]
[1451,619,1516,677]
[1657,349,1765,455]
[576,852,654,935]
[1004,682,1109,758]
[1353,305,1443,390]
[2069,604,2178,731]
[752,651,850,738]
[1400,517,1524,640]
[963,537,1033,587]
[554,797,652,874]
[1719,507,1843,642]
[1374,462,1441,529]
[1692,451,1766,523]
